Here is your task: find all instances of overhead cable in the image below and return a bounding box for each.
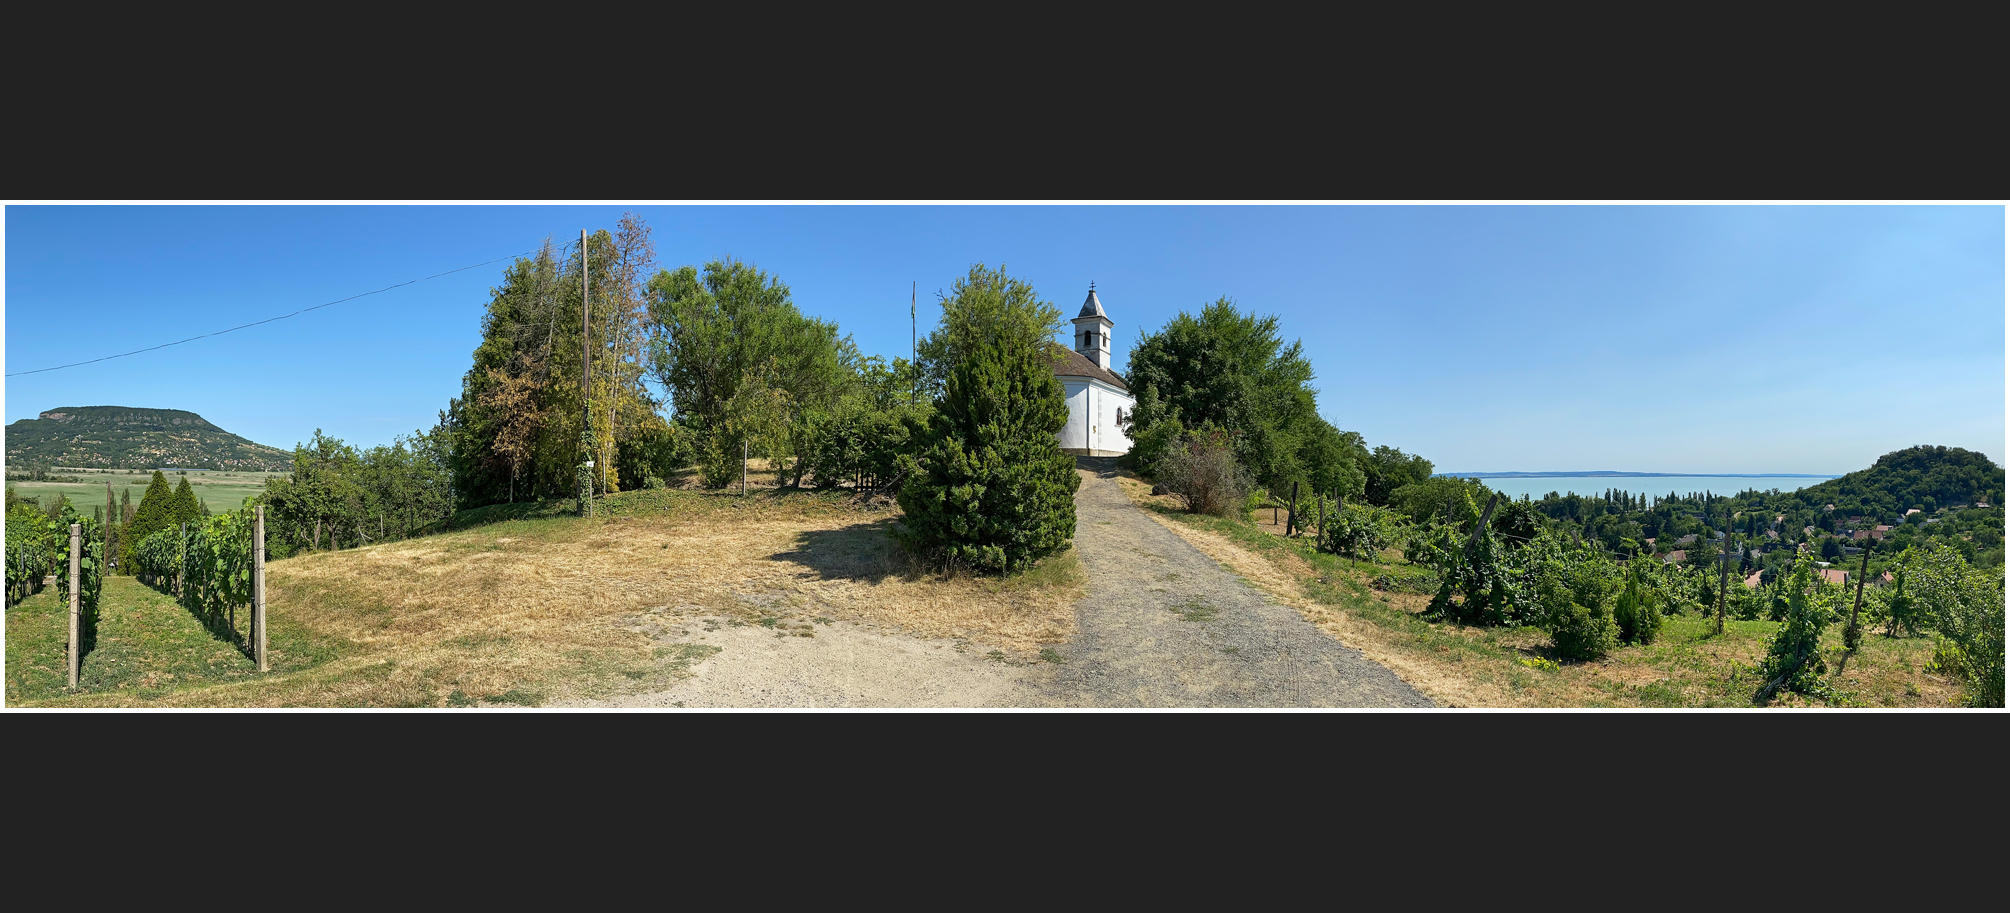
[6,242,578,377]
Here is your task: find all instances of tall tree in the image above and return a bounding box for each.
[449,222,661,508]
[167,475,204,530]
[1124,298,1340,495]
[120,471,175,567]
[648,257,856,487]
[1365,445,1435,505]
[898,266,1078,572]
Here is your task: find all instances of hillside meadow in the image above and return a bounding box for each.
[1112,472,1963,708]
[7,484,1082,707]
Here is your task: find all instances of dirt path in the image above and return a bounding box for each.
[572,460,1430,708]
[1017,460,1432,707]
[560,615,1026,708]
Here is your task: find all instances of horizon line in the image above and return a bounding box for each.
[1435,471,1841,479]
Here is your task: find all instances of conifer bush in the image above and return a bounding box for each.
[896,320,1078,573]
[1613,567,1663,645]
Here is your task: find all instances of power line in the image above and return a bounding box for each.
[6,244,575,377]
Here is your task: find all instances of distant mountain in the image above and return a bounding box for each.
[4,406,290,471]
[1436,471,1837,479]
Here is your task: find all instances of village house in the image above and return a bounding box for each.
[1818,568,1849,586]
[1663,550,1687,564]
[1051,285,1135,457]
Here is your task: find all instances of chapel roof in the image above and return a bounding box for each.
[1048,343,1128,391]
[1077,288,1108,321]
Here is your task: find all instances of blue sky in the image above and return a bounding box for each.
[4,205,2002,474]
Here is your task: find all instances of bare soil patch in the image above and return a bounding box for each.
[21,487,1081,707]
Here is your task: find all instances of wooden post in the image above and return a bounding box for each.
[1715,513,1732,636]
[1466,494,1499,551]
[178,521,187,597]
[742,439,748,496]
[1288,481,1299,537]
[1317,491,1326,541]
[68,522,81,689]
[255,506,268,672]
[1836,542,1872,674]
[582,228,592,520]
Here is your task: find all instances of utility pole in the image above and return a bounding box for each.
[911,281,916,367]
[581,229,592,519]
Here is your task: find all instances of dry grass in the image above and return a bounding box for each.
[1112,472,1959,708]
[21,487,1081,707]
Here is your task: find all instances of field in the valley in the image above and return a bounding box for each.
[7,469,283,516]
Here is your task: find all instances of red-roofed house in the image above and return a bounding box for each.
[1663,550,1687,564]
[1818,568,1848,586]
[1744,571,1763,589]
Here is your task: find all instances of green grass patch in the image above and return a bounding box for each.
[8,470,282,517]
[1169,596,1219,622]
[6,576,341,704]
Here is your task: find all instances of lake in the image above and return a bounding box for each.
[1447,475,1835,502]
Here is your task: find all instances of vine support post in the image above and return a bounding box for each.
[1837,542,1872,675]
[581,227,592,520]
[1715,511,1731,636]
[68,522,80,689]
[1288,481,1299,537]
[254,506,268,672]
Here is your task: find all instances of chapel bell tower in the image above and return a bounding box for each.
[1074,283,1114,370]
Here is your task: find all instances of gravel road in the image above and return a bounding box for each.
[1017,459,1432,707]
[573,458,1431,708]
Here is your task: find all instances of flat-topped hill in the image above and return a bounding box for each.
[5,406,290,471]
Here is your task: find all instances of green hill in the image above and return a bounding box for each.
[1786,445,2004,516]
[5,406,290,471]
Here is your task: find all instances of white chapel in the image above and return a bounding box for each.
[1051,285,1135,457]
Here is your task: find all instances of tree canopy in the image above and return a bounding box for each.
[1122,297,1362,498]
